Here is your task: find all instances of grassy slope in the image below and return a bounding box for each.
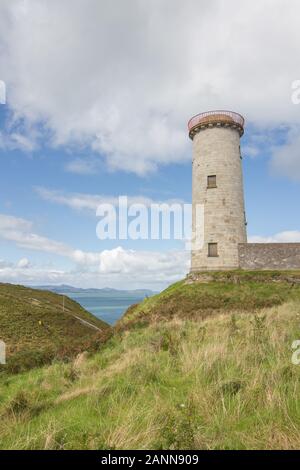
[119,270,300,327]
[0,272,300,449]
[0,283,111,372]
[0,301,300,449]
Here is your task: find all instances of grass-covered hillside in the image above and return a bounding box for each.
[0,272,300,449]
[119,271,300,328]
[0,283,111,373]
[1,299,300,449]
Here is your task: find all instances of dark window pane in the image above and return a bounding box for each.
[208,243,218,257]
[207,175,217,188]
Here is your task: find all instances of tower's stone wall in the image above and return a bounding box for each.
[191,126,247,271]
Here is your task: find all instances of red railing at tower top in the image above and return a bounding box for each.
[188,110,245,132]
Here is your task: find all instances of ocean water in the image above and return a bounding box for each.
[67,292,146,325]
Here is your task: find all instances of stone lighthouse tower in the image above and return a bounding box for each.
[189,110,247,271]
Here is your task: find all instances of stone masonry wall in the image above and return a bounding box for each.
[239,243,300,270]
[191,126,247,271]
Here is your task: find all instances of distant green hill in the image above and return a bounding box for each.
[35,284,157,298]
[0,283,111,373]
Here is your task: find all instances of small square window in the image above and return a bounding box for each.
[207,175,217,188]
[208,243,218,257]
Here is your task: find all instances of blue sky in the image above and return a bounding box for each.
[0,0,300,289]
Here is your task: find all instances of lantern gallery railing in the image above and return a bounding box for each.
[188,110,245,138]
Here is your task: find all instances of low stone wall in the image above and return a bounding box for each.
[238,243,300,270]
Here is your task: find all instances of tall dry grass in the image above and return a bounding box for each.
[0,300,300,449]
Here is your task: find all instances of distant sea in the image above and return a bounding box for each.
[65,291,147,325]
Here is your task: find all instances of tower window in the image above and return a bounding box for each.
[207,175,217,188]
[208,243,218,257]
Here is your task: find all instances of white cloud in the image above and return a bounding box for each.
[35,186,184,213]
[0,213,74,258]
[0,214,32,232]
[17,257,30,268]
[0,130,37,152]
[0,249,189,290]
[9,133,36,152]
[242,145,260,158]
[249,231,300,243]
[64,158,98,175]
[1,0,300,174]
[0,259,13,269]
[0,213,189,288]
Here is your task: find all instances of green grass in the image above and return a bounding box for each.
[0,283,111,373]
[1,272,300,449]
[0,299,300,449]
[119,270,300,327]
